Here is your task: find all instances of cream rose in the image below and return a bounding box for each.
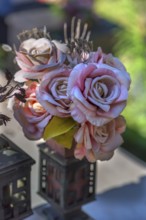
[74,116,126,162]
[14,38,68,82]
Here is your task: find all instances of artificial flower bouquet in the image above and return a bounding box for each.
[10,18,131,162]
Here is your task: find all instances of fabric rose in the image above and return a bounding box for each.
[13,81,52,140]
[67,62,131,126]
[89,47,127,71]
[14,37,68,82]
[74,116,126,162]
[36,67,72,117]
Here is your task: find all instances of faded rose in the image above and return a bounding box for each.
[89,47,127,71]
[14,38,67,82]
[36,68,72,117]
[67,62,131,126]
[13,81,52,140]
[74,116,126,162]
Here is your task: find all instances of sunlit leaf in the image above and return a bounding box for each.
[53,126,78,149]
[43,116,77,141]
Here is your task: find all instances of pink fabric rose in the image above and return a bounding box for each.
[36,68,72,117]
[74,116,126,162]
[89,47,127,71]
[14,38,68,82]
[67,62,131,126]
[13,81,52,140]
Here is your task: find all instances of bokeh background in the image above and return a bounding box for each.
[0,0,146,161]
[0,1,146,219]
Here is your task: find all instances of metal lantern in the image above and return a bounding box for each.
[38,140,96,220]
[0,134,35,220]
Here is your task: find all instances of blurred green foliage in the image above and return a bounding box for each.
[94,0,146,140]
[0,45,16,74]
[0,46,7,70]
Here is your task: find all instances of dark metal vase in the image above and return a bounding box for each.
[38,139,96,220]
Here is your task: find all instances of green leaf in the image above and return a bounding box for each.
[53,126,77,149]
[43,116,77,141]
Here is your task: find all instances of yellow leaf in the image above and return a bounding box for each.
[43,116,77,141]
[53,126,77,149]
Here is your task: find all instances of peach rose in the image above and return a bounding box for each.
[14,38,68,82]
[13,81,52,140]
[74,116,126,162]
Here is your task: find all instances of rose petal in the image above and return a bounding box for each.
[95,150,114,161]
[115,115,126,134]
[86,114,112,127]
[85,149,96,162]
[84,124,93,150]
[74,144,85,160]
[74,126,85,143]
[70,104,86,123]
[67,63,86,95]
[72,86,96,110]
[102,133,123,152]
[88,96,110,112]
